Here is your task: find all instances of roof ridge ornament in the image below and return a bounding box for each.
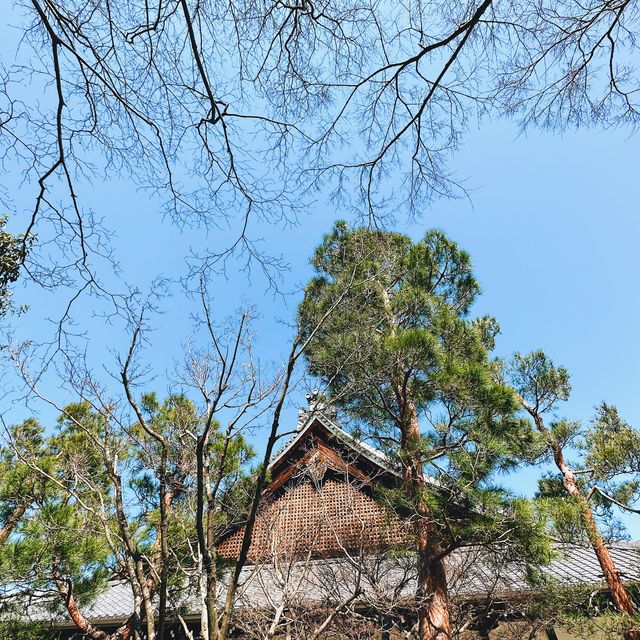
[296,388,337,430]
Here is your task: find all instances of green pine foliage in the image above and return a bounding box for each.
[298,221,552,570]
[585,404,640,493]
[0,620,56,640]
[510,350,640,541]
[0,394,256,629]
[0,418,46,530]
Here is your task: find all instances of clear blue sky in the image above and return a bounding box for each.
[2,55,639,533]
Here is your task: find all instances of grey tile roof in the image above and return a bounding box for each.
[78,581,138,622]
[14,543,640,625]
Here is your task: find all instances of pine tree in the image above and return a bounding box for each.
[298,222,549,640]
[509,351,640,640]
[583,403,640,515]
[0,396,254,640]
[0,419,46,547]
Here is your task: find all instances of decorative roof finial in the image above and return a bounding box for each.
[296,388,336,430]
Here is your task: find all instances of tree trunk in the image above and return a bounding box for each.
[54,574,109,640]
[581,498,636,614]
[0,501,28,546]
[196,431,221,640]
[382,276,452,640]
[157,451,168,640]
[196,551,209,640]
[400,389,451,640]
[416,535,451,640]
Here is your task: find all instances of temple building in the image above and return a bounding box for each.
[11,397,640,639]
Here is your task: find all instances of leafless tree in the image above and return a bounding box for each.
[2,0,638,319]
[6,346,194,640]
[0,259,355,639]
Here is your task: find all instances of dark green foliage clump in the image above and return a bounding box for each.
[0,620,57,640]
[0,215,25,316]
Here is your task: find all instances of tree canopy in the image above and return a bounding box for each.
[509,350,640,638]
[1,0,639,315]
[299,222,551,640]
[0,396,256,640]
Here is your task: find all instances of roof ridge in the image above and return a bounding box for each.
[268,410,400,476]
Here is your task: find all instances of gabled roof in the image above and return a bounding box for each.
[268,408,399,480]
[267,407,444,495]
[217,409,410,560]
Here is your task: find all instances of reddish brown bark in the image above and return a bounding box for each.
[0,501,28,546]
[523,400,639,640]
[563,463,639,640]
[58,588,108,640]
[382,277,452,640]
[54,568,134,640]
[400,389,452,640]
[416,535,451,640]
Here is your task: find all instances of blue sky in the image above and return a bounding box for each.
[3,69,640,533]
